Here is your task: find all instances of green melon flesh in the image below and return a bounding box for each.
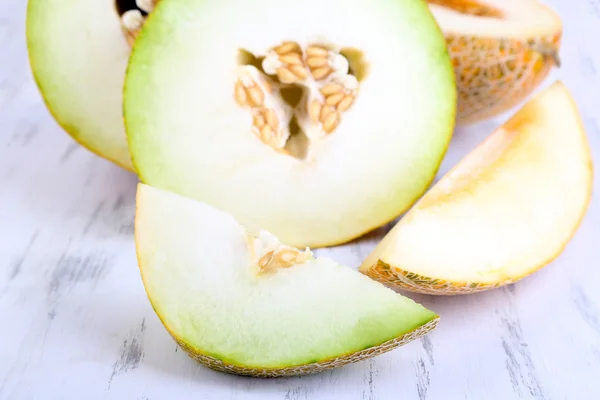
[125,0,456,248]
[135,184,438,376]
[27,0,134,170]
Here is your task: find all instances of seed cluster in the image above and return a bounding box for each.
[263,41,358,136]
[252,108,281,148]
[258,245,313,272]
[258,247,310,270]
[234,76,267,108]
[252,231,313,273]
[234,68,288,149]
[236,40,360,150]
[305,44,349,81]
[263,42,351,85]
[263,42,308,84]
[309,76,359,133]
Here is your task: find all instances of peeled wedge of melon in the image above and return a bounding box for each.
[360,82,592,295]
[429,0,562,124]
[135,184,438,377]
[124,0,456,248]
[26,0,156,170]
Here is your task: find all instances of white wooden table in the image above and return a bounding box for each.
[1,1,599,399]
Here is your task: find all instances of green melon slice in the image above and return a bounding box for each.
[124,0,457,248]
[135,183,439,377]
[26,0,142,170]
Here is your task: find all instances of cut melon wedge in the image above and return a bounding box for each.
[360,82,593,295]
[124,0,456,248]
[26,0,156,171]
[428,0,562,125]
[134,183,439,377]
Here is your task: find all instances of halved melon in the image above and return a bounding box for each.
[26,0,157,170]
[428,0,562,124]
[360,81,593,295]
[135,183,439,377]
[124,0,456,248]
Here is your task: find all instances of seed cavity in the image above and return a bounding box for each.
[236,40,364,156]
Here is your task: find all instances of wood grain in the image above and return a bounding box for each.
[1,0,599,399]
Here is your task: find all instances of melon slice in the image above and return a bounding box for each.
[135,183,439,377]
[124,0,457,248]
[26,0,157,170]
[360,81,593,295]
[428,0,562,125]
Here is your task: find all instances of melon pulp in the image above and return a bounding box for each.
[124,0,457,248]
[428,0,562,125]
[26,0,156,171]
[135,183,439,377]
[360,82,593,295]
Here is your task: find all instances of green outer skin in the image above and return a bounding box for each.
[125,0,457,248]
[26,0,134,171]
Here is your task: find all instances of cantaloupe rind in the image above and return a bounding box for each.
[429,0,562,125]
[363,260,505,295]
[360,81,593,295]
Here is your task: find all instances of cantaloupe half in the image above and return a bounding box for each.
[428,0,563,125]
[26,0,157,171]
[360,82,593,295]
[135,183,439,377]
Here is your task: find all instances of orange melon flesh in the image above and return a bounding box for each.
[429,0,562,125]
[360,81,593,295]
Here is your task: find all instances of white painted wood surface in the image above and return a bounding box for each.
[1,0,599,398]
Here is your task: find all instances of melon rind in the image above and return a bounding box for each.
[171,319,439,378]
[363,260,506,295]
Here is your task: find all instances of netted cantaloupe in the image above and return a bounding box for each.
[429,0,562,124]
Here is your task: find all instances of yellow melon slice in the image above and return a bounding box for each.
[428,0,562,125]
[360,81,592,295]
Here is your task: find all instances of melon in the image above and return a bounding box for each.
[428,0,563,124]
[360,81,593,295]
[135,183,439,377]
[123,0,457,248]
[26,0,157,170]
[27,0,563,169]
